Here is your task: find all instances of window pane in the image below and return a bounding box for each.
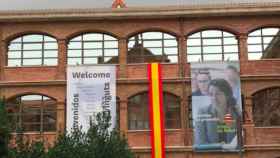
[9,43,22,50]
[68,58,82,65]
[263,37,274,44]
[248,37,262,44]
[104,41,118,48]
[224,46,238,53]
[224,37,237,45]
[203,39,221,45]
[204,54,222,61]
[187,39,201,46]
[128,32,177,63]
[8,59,21,66]
[44,36,56,42]
[68,50,82,57]
[189,32,200,38]
[6,94,57,132]
[23,51,42,58]
[84,42,103,49]
[202,30,222,37]
[44,58,57,66]
[128,41,135,48]
[45,43,58,49]
[248,45,262,52]
[44,51,58,57]
[164,40,177,47]
[143,41,162,47]
[23,59,42,66]
[223,32,234,37]
[262,28,279,36]
[164,34,175,39]
[250,30,261,36]
[143,32,162,39]
[104,57,113,63]
[149,48,162,55]
[187,47,201,54]
[8,51,21,58]
[23,43,42,50]
[68,42,82,49]
[84,49,102,57]
[164,48,178,55]
[71,36,82,41]
[104,49,118,56]
[188,55,201,62]
[187,30,238,62]
[224,53,239,61]
[248,53,262,60]
[104,35,116,40]
[167,55,178,63]
[23,35,43,42]
[203,46,222,53]
[83,33,103,41]
[84,58,98,64]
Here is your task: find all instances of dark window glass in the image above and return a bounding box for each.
[6,95,57,132]
[253,88,280,126]
[127,92,181,130]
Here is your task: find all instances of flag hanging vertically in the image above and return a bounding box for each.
[148,63,165,158]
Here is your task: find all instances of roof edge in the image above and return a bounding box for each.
[0,2,280,22]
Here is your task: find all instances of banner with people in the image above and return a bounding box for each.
[191,61,242,152]
[66,65,116,132]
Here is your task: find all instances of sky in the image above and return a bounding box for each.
[1,0,280,11]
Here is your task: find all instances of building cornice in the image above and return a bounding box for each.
[0,3,280,22]
[0,74,279,87]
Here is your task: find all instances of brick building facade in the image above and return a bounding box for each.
[1,1,280,158]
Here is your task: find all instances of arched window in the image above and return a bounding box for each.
[127,92,181,130]
[7,34,58,66]
[6,94,57,132]
[127,32,178,63]
[67,33,118,65]
[253,88,280,127]
[248,27,280,60]
[187,30,239,62]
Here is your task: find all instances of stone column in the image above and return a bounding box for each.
[56,39,67,80]
[119,98,128,135]
[237,34,248,75]
[177,36,187,78]
[0,40,7,81]
[243,96,256,145]
[118,38,127,78]
[56,100,66,135]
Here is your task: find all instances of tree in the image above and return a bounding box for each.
[48,112,135,158]
[0,98,10,158]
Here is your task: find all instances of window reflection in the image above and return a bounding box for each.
[187,30,239,62]
[127,32,178,63]
[67,33,119,65]
[8,34,58,66]
[128,92,181,130]
[6,94,57,132]
[248,28,280,60]
[253,88,280,126]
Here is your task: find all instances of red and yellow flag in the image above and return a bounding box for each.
[148,63,165,158]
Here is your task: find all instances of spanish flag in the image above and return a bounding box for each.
[148,63,165,158]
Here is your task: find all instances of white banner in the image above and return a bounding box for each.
[67,65,116,132]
